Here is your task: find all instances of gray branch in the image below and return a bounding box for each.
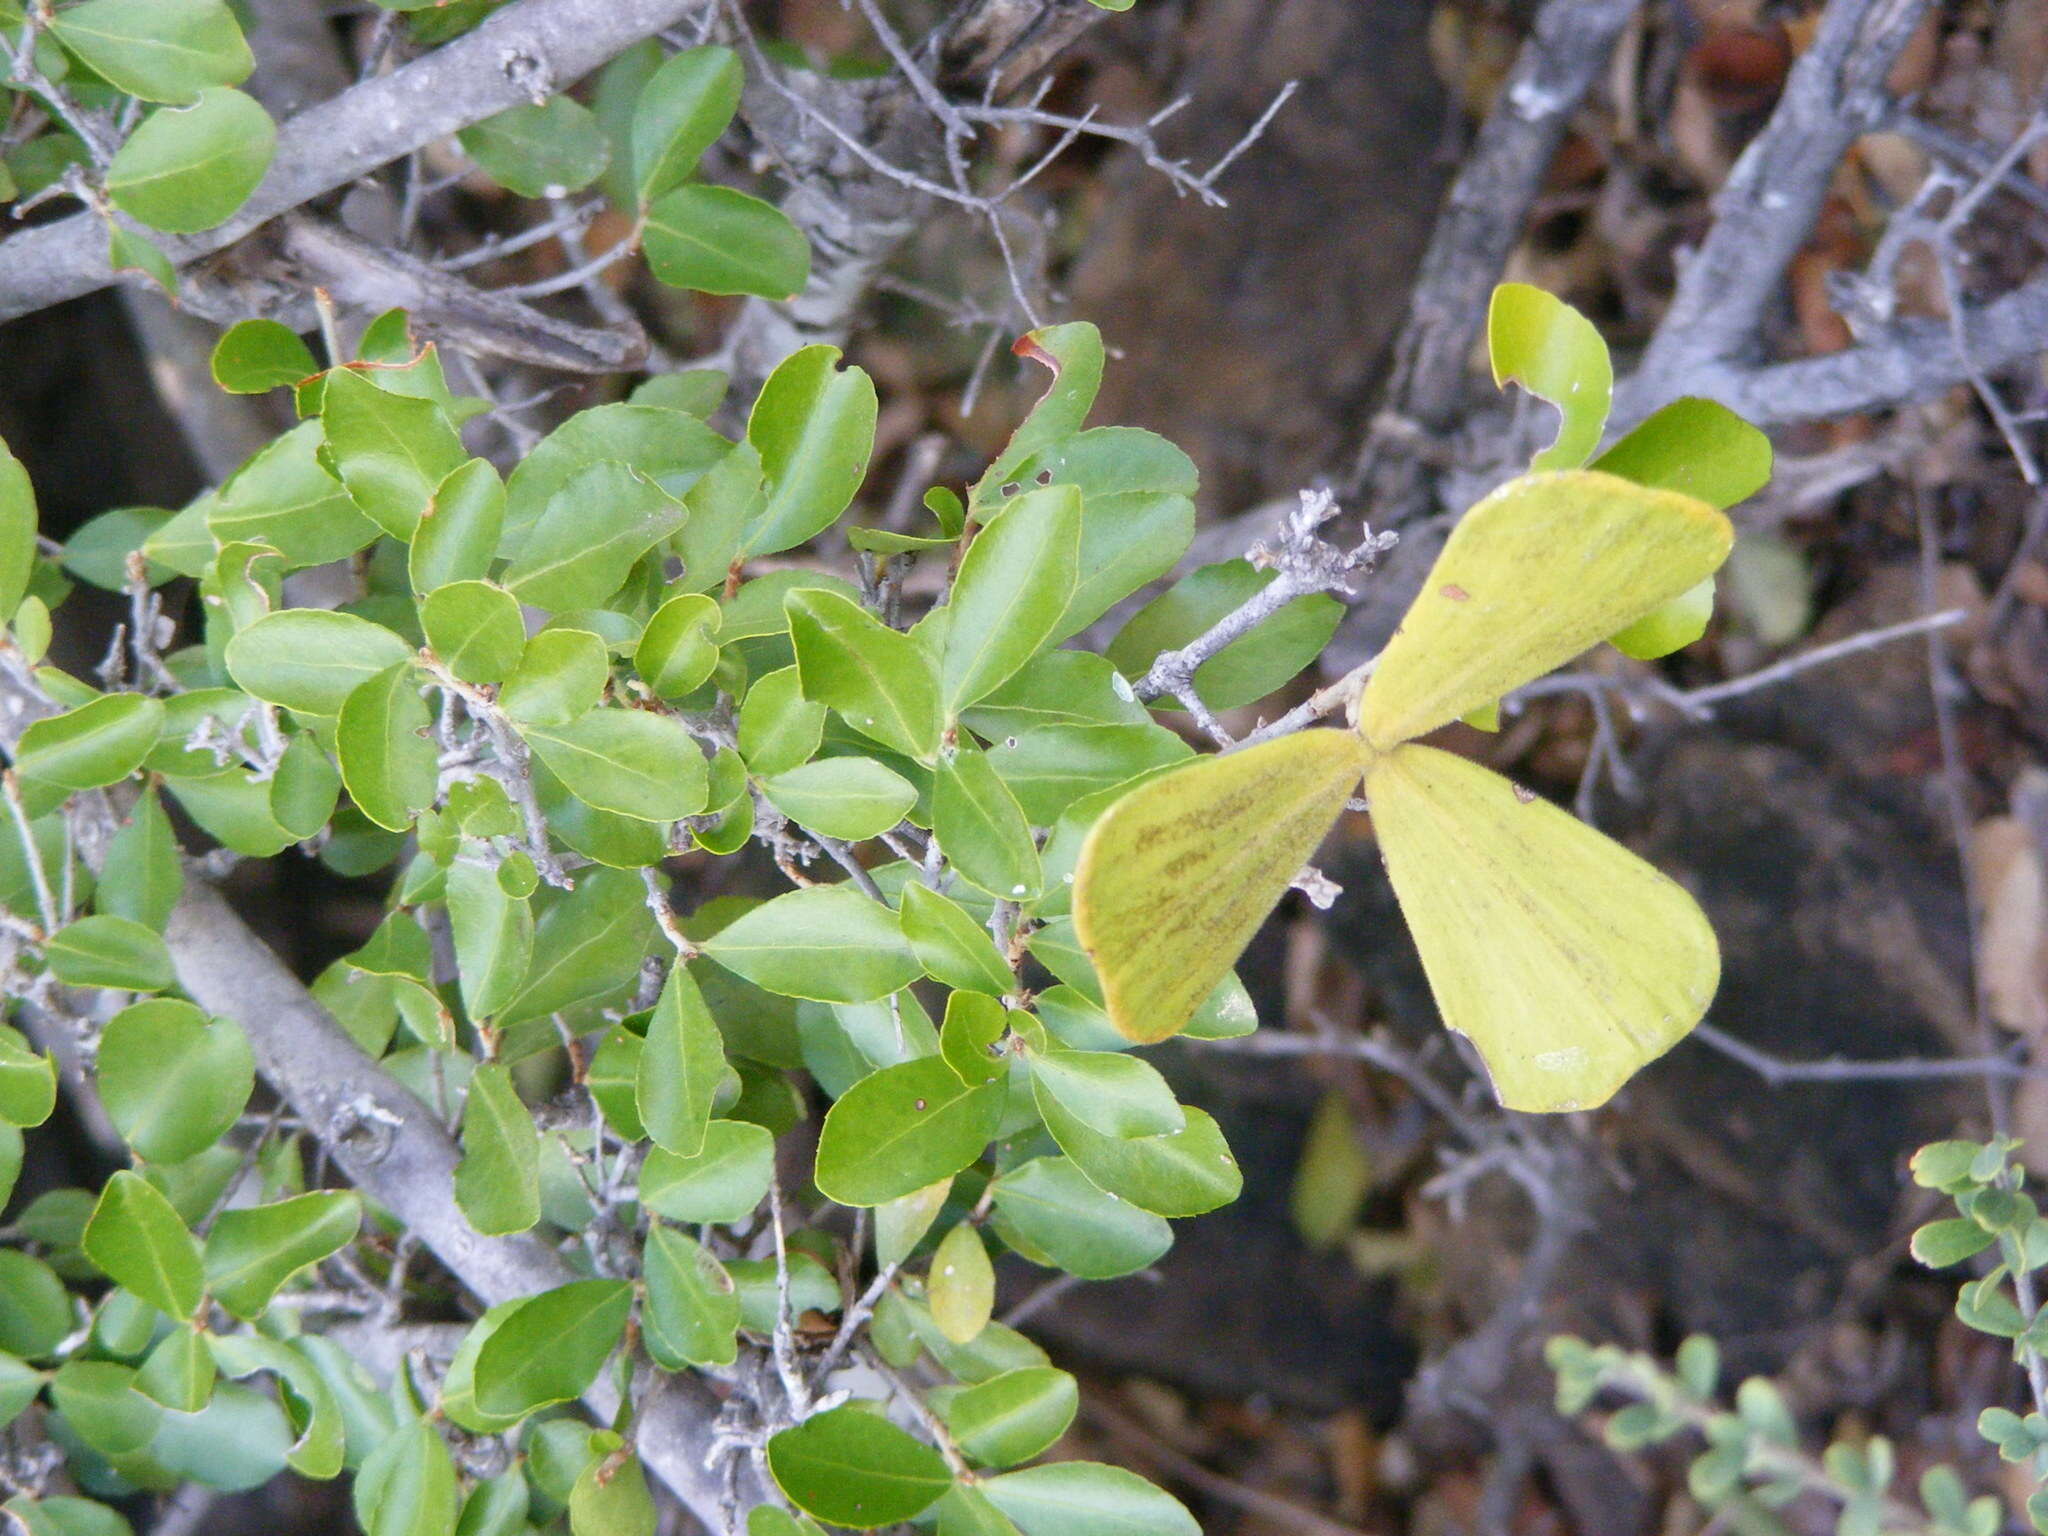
[1625,0,1934,419]
[0,0,715,324]
[1345,0,1643,522]
[1632,267,2048,428]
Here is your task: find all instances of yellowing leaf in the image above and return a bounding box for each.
[1364,743,1717,1113]
[1072,729,1363,1045]
[1488,282,1612,472]
[1356,471,1731,749]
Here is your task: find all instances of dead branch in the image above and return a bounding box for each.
[1346,0,1644,524]
[1625,0,1935,420]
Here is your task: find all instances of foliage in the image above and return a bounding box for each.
[0,3,1781,1523]
[1550,1136,2048,1535]
[0,4,805,307]
[1546,1334,2001,1536]
[1073,283,1768,1112]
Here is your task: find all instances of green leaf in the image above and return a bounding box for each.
[702,885,920,1004]
[472,1280,632,1418]
[224,608,412,716]
[737,664,827,776]
[744,347,876,556]
[459,96,609,198]
[1596,398,1770,661]
[990,1156,1170,1278]
[48,0,252,103]
[163,768,296,858]
[636,592,721,699]
[962,650,1150,739]
[269,733,341,840]
[761,757,917,842]
[934,1488,1024,1536]
[674,438,761,589]
[1036,1096,1239,1218]
[46,914,175,991]
[13,691,164,813]
[0,1030,56,1128]
[446,856,531,1023]
[210,319,315,393]
[456,1473,530,1536]
[630,45,742,202]
[97,999,253,1162]
[1912,1217,1997,1268]
[50,1360,159,1457]
[498,626,608,726]
[749,1506,827,1536]
[875,1178,952,1269]
[0,1251,71,1357]
[502,461,687,611]
[337,661,437,832]
[135,1320,215,1411]
[355,1419,459,1536]
[2,1498,135,1536]
[940,993,1009,1087]
[207,1333,346,1480]
[208,421,379,570]
[0,437,36,624]
[519,709,706,821]
[95,786,180,933]
[82,1170,202,1318]
[643,184,809,300]
[900,883,1013,997]
[1594,397,1772,510]
[641,1224,740,1371]
[786,588,940,764]
[153,1381,295,1490]
[59,506,171,591]
[767,1405,950,1529]
[934,742,1040,901]
[1289,1089,1369,1248]
[638,1118,774,1225]
[981,1462,1198,1536]
[421,580,525,684]
[942,485,1081,713]
[1008,429,1198,640]
[500,402,725,558]
[986,723,1190,826]
[1488,282,1613,472]
[1108,559,1342,711]
[410,459,504,594]
[570,1438,654,1536]
[497,867,654,1025]
[319,366,467,540]
[202,1191,361,1319]
[637,965,725,1158]
[814,1055,1005,1207]
[1028,1048,1182,1139]
[108,224,179,297]
[457,1063,541,1236]
[106,87,274,233]
[975,322,1105,510]
[928,1221,994,1344]
[1609,577,1715,662]
[939,1367,1078,1468]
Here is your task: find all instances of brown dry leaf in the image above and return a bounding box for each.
[1986,771,2048,1170]
[1995,0,2048,103]
[1974,773,2048,1036]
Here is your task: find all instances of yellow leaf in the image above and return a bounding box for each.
[1365,743,1718,1112]
[1356,471,1732,750]
[1073,729,1364,1044]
